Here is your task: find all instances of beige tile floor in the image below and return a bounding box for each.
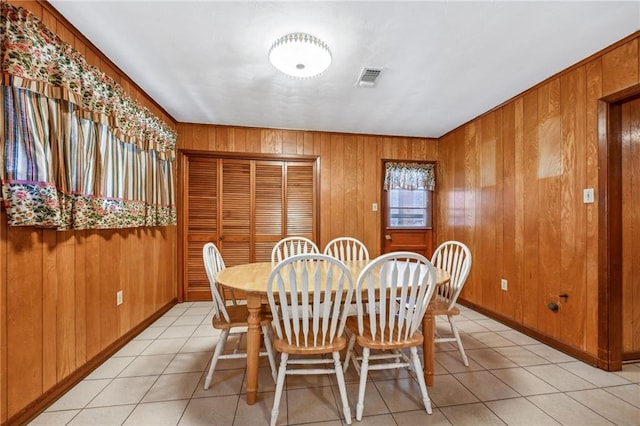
[30,302,640,425]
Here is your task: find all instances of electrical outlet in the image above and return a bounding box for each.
[501,279,508,291]
[116,290,123,306]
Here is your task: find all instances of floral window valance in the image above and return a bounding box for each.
[1,3,176,229]
[383,162,436,191]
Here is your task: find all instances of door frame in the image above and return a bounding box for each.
[380,159,437,256]
[597,83,640,370]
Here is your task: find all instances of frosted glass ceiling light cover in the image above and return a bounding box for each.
[269,33,332,79]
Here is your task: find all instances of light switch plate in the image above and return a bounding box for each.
[583,188,595,204]
[372,203,378,212]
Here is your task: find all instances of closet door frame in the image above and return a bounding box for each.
[177,150,320,302]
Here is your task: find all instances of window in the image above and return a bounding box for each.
[387,188,432,228]
[384,161,435,229]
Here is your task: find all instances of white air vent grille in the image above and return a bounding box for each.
[356,68,382,87]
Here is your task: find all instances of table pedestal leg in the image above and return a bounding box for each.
[422,311,435,386]
[245,294,262,405]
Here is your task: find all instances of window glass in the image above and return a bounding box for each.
[387,189,431,228]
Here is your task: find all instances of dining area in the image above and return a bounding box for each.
[206,236,470,425]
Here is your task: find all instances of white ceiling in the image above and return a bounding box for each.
[49,1,640,139]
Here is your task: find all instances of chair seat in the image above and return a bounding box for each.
[212,305,272,330]
[427,299,460,316]
[346,316,423,350]
[274,329,347,354]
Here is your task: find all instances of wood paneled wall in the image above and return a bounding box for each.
[1,2,178,424]
[178,125,438,256]
[437,34,640,358]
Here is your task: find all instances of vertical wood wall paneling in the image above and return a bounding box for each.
[602,39,639,97]
[479,113,496,310]
[330,134,346,239]
[523,91,541,327]
[7,228,43,417]
[56,232,77,381]
[501,102,517,319]
[494,109,505,315]
[74,230,87,368]
[0,210,5,423]
[342,135,358,239]
[84,231,102,360]
[355,136,365,240]
[453,127,466,241]
[466,122,481,302]
[537,79,563,336]
[585,58,603,354]
[559,67,588,347]
[42,230,58,391]
[362,136,379,253]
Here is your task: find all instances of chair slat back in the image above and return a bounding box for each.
[431,241,472,310]
[268,254,354,348]
[324,237,370,262]
[203,242,230,323]
[355,252,436,343]
[271,237,320,263]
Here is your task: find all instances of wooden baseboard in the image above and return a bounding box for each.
[3,299,177,426]
[622,351,640,362]
[457,298,601,367]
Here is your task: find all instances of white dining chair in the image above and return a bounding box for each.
[267,253,354,426]
[271,236,319,263]
[202,242,277,389]
[429,240,472,366]
[343,252,437,420]
[323,237,370,262]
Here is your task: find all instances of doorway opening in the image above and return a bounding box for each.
[598,83,640,369]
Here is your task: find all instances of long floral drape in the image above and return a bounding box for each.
[0,3,176,229]
[383,162,436,191]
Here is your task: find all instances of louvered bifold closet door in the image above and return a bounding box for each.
[286,162,316,239]
[186,157,218,300]
[255,161,284,262]
[220,159,252,266]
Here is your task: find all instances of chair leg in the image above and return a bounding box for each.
[410,346,432,414]
[332,352,352,425]
[271,352,288,426]
[262,324,278,383]
[355,347,370,421]
[204,329,229,389]
[448,316,469,366]
[343,334,356,373]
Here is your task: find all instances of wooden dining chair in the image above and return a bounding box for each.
[343,252,437,420]
[323,237,370,262]
[429,240,472,366]
[267,253,354,426]
[271,236,319,263]
[202,243,277,389]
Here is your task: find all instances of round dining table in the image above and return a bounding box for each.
[216,259,450,405]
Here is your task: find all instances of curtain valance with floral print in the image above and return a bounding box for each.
[1,3,176,229]
[383,162,436,191]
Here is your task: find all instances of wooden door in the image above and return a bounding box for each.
[181,153,318,301]
[184,157,218,301]
[381,163,435,257]
[219,159,252,265]
[621,96,640,361]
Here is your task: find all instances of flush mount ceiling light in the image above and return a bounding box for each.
[268,33,332,79]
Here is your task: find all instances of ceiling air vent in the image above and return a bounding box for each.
[356,68,382,87]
